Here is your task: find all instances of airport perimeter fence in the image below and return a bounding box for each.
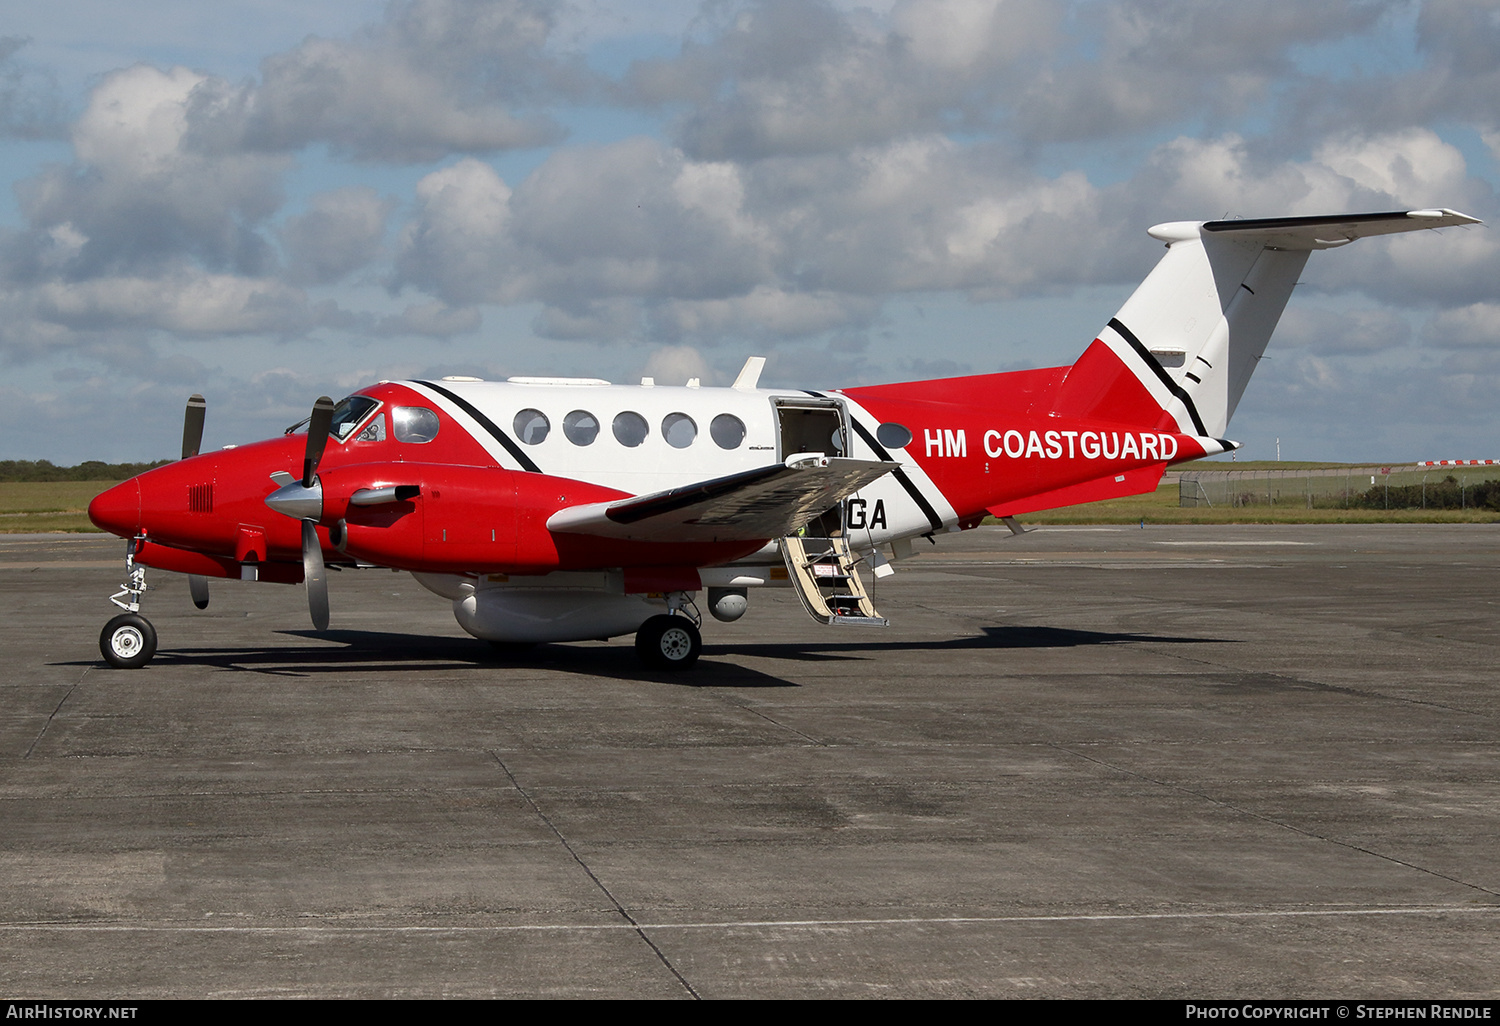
[1177,464,1500,511]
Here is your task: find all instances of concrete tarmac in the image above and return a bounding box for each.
[1,524,1498,999]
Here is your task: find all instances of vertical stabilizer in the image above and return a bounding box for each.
[1050,209,1479,438]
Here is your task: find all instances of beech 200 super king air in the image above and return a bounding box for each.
[88,209,1480,670]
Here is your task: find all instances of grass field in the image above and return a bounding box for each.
[1013,481,1500,525]
[3,474,1497,534]
[0,481,115,532]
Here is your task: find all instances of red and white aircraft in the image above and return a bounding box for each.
[88,209,1479,669]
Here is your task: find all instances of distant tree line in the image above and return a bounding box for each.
[1355,476,1500,511]
[0,459,171,482]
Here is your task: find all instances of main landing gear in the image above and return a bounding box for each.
[634,592,703,670]
[99,536,158,669]
[635,615,702,670]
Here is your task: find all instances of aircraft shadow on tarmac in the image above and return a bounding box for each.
[62,624,1222,688]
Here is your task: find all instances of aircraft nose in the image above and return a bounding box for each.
[88,479,141,538]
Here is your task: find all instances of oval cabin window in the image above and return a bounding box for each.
[876,422,913,449]
[563,410,599,445]
[663,413,697,449]
[710,414,746,449]
[513,409,550,445]
[613,411,648,447]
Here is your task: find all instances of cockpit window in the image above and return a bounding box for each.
[354,413,386,442]
[392,406,440,443]
[330,396,381,441]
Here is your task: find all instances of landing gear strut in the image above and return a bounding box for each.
[100,536,157,669]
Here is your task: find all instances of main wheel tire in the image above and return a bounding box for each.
[100,613,157,669]
[635,615,702,670]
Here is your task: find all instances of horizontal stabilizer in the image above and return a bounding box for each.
[547,455,898,543]
[1151,208,1481,250]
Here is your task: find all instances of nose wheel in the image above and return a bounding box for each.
[100,612,157,669]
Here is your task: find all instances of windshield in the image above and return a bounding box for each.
[284,396,380,441]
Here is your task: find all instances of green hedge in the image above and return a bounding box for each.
[0,459,171,482]
[1354,476,1500,511]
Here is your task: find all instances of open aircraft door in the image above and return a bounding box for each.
[772,397,887,627]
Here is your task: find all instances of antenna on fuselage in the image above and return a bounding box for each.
[733,356,767,390]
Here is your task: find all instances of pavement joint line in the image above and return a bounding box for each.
[717,697,826,747]
[1052,743,1500,900]
[489,750,701,1000]
[24,668,88,760]
[2,906,1497,933]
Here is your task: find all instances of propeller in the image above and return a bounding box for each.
[302,519,329,632]
[261,395,337,630]
[299,397,335,630]
[265,395,418,632]
[181,394,206,460]
[303,395,335,488]
[182,394,210,608]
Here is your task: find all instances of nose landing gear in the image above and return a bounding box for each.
[100,536,158,669]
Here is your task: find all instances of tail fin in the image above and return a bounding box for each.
[1050,209,1480,438]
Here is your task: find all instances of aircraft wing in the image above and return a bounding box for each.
[546,454,899,543]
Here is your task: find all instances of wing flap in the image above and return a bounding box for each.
[547,455,898,543]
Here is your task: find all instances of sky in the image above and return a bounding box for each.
[0,0,1496,464]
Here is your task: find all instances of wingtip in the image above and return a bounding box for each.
[1408,208,1482,226]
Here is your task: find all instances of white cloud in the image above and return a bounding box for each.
[394,157,514,303]
[281,187,393,285]
[643,343,711,384]
[1422,302,1500,350]
[16,64,288,278]
[1275,306,1413,354]
[190,0,577,162]
[652,287,879,339]
[28,271,324,335]
[374,300,482,337]
[0,36,66,140]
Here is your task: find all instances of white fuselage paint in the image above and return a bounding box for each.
[405,378,956,577]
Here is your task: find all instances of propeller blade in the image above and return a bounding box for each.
[188,574,210,610]
[302,519,329,631]
[302,395,336,488]
[181,394,206,459]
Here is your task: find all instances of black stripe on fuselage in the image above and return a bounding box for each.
[414,380,541,473]
[804,390,944,532]
[848,417,943,533]
[1106,317,1208,437]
